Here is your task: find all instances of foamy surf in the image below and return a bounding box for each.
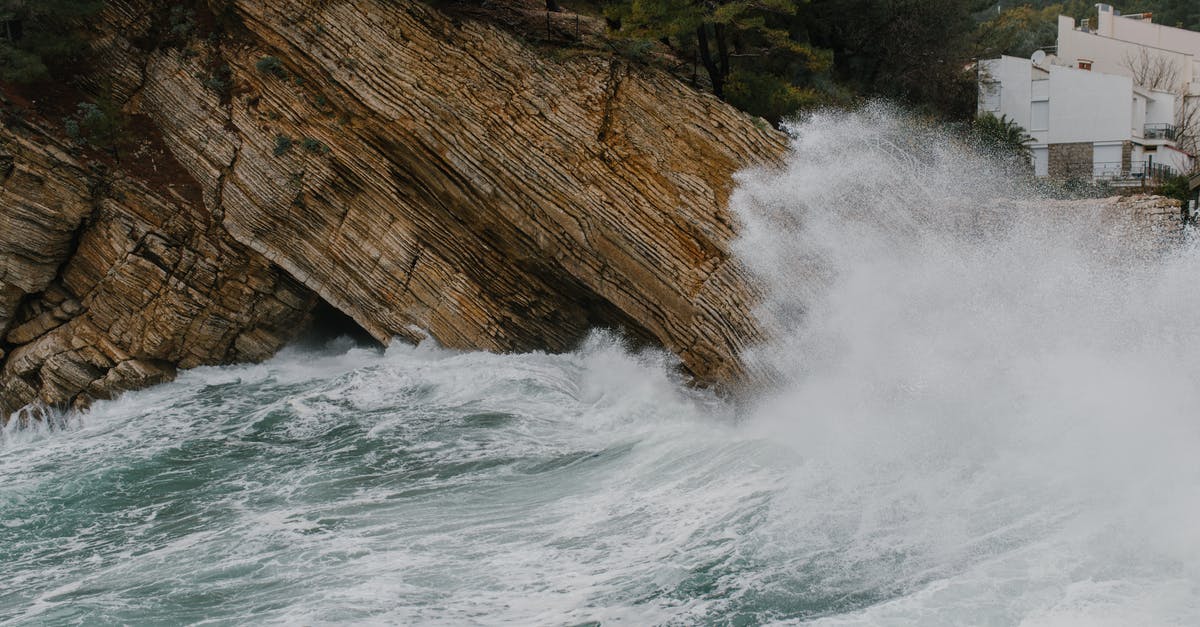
[2,107,1199,625]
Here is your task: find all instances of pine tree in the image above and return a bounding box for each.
[0,0,104,83]
[606,0,832,121]
[802,0,986,117]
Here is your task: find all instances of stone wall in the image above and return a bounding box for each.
[1048,142,1095,179]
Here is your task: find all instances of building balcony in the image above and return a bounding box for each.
[1053,160,1179,186]
[1144,123,1177,141]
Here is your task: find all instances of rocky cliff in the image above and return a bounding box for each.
[2,1,1187,423]
[1,0,789,421]
[0,119,316,421]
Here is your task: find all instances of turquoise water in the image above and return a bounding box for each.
[0,339,808,624]
[4,109,1200,625]
[3,332,1198,625]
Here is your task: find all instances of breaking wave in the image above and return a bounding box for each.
[2,107,1198,625]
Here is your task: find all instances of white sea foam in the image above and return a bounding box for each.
[731,105,1200,625]
[1,106,1198,624]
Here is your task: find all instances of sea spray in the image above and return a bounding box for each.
[732,105,1200,625]
[1,107,1198,625]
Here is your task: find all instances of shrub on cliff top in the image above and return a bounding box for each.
[1156,174,1193,208]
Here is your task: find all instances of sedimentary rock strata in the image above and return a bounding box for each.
[0,122,314,419]
[3,0,1185,422]
[1,0,788,420]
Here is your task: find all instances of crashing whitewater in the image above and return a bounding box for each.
[2,108,1199,625]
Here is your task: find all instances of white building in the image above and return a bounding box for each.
[979,4,1197,181]
[1058,4,1200,96]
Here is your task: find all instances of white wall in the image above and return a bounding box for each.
[1132,93,1147,137]
[1096,5,1200,57]
[1145,90,1176,126]
[1046,65,1134,144]
[1065,13,1195,94]
[1058,15,1194,94]
[979,57,1033,131]
[1155,145,1194,173]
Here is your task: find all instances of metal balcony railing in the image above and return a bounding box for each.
[1099,160,1178,178]
[1055,160,1179,185]
[1144,123,1177,141]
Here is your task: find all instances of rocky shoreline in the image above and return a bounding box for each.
[0,0,1189,424]
[1,0,788,421]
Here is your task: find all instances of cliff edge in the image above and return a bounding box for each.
[1,0,789,421]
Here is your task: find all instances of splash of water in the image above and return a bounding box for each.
[1,107,1198,625]
[732,105,1200,625]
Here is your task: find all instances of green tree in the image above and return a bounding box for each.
[606,0,832,122]
[974,112,1033,162]
[802,0,990,117]
[0,0,104,83]
[974,5,1061,59]
[975,0,1199,32]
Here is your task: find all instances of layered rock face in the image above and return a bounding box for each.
[6,1,1184,423]
[1,0,789,420]
[0,122,315,421]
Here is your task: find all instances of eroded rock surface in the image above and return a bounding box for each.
[5,0,1183,422]
[2,0,789,420]
[0,122,314,420]
[145,0,788,380]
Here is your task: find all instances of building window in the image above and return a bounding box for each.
[1078,60,1093,70]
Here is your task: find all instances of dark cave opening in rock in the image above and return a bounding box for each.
[297,300,383,349]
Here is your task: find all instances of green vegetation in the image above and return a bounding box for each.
[0,0,104,82]
[974,112,1034,162]
[272,135,330,157]
[167,5,197,41]
[300,137,329,155]
[604,0,982,122]
[1157,173,1193,206]
[273,135,293,157]
[604,0,832,121]
[600,0,1199,124]
[973,4,1070,60]
[255,55,288,79]
[203,64,232,96]
[63,99,124,151]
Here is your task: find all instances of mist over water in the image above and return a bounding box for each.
[732,106,1200,625]
[3,107,1199,625]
